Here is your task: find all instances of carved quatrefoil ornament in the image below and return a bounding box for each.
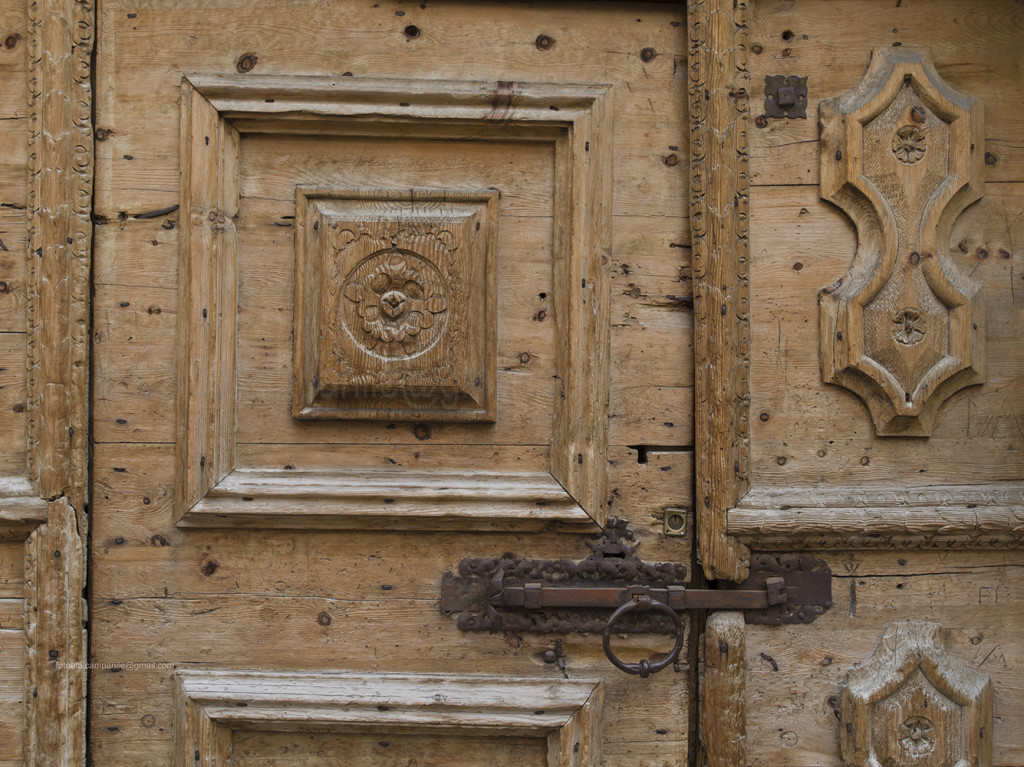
[819,48,986,436]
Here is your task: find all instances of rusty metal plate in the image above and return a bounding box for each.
[442,518,687,634]
[441,519,833,633]
[730,552,833,624]
[764,74,808,119]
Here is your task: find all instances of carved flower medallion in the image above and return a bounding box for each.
[342,250,448,358]
[892,307,927,346]
[892,125,927,164]
[898,715,935,758]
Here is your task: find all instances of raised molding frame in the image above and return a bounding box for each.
[174,670,604,766]
[176,75,613,531]
[689,1,1024,579]
[16,0,93,764]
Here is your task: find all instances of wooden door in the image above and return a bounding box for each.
[691,2,1024,766]
[88,1,696,765]
[0,0,1021,766]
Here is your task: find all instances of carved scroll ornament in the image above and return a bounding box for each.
[841,622,992,767]
[819,48,985,436]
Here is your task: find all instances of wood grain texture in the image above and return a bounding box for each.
[747,0,1024,188]
[729,482,1024,549]
[702,611,746,767]
[176,75,613,530]
[0,479,48,539]
[174,670,603,766]
[16,1,93,764]
[175,79,239,529]
[841,622,992,767]
[24,499,85,767]
[25,0,91,512]
[92,4,692,764]
[743,552,1023,766]
[291,187,499,422]
[688,0,752,582]
[818,48,985,437]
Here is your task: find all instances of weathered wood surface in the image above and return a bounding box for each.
[92,1,694,764]
[840,621,992,767]
[0,2,28,757]
[24,499,85,767]
[734,2,1022,766]
[0,0,92,764]
[688,0,752,582]
[744,551,1023,766]
[747,0,1024,187]
[175,77,616,530]
[702,611,747,767]
[734,0,1024,552]
[818,48,985,437]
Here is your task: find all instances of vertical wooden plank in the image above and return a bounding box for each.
[688,0,752,580]
[702,611,746,767]
[549,92,613,524]
[551,682,603,767]
[24,499,85,767]
[26,0,92,512]
[22,0,92,765]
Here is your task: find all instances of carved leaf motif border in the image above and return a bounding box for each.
[688,0,1024,581]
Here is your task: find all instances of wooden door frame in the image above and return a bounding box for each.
[6,0,92,764]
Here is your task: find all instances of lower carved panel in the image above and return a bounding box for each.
[175,670,604,766]
[840,622,992,767]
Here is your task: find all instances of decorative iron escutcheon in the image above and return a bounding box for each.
[440,518,833,636]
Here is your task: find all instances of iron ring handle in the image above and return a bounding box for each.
[602,595,684,678]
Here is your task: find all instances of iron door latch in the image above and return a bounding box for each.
[440,519,832,677]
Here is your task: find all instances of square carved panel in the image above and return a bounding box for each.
[294,188,497,421]
[175,74,613,531]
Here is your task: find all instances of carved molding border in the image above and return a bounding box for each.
[18,0,93,764]
[174,670,604,765]
[729,482,1024,549]
[177,75,613,531]
[690,5,1023,573]
[688,0,753,580]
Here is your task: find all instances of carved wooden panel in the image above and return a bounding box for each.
[175,670,603,765]
[294,188,497,421]
[819,48,985,437]
[841,622,992,767]
[176,75,612,530]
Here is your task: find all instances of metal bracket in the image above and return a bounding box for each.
[764,74,808,119]
[663,507,687,537]
[440,519,832,635]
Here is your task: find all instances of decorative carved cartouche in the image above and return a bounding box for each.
[819,48,986,436]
